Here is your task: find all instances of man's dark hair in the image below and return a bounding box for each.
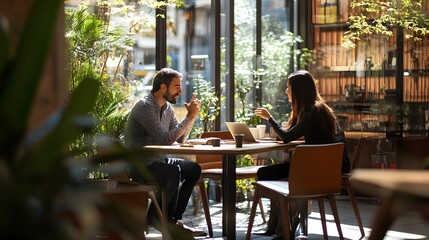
[151,68,183,93]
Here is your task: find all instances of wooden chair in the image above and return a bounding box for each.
[105,160,168,240]
[341,136,367,238]
[246,142,345,240]
[102,185,160,240]
[194,131,267,237]
[353,136,389,169]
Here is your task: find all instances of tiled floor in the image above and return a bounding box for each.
[146,195,429,240]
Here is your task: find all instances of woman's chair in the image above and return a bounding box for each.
[195,131,267,237]
[246,142,345,240]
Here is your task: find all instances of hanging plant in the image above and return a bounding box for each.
[342,0,429,48]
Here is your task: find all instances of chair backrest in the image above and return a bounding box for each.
[105,160,133,191]
[401,137,429,169]
[197,131,233,169]
[351,136,367,170]
[200,131,233,139]
[288,142,344,196]
[354,136,386,169]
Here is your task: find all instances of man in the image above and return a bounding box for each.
[124,68,206,236]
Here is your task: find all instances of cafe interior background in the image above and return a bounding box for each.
[74,0,429,136]
[67,0,429,203]
[65,0,429,169]
[0,0,428,239]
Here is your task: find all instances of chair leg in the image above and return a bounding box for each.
[367,195,406,240]
[198,180,214,237]
[146,188,170,240]
[290,210,300,238]
[160,186,170,240]
[344,179,365,238]
[328,195,344,240]
[258,199,267,223]
[193,187,202,215]
[279,200,292,240]
[245,187,261,240]
[148,191,163,222]
[317,198,328,240]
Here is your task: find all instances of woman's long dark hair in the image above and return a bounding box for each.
[287,70,337,137]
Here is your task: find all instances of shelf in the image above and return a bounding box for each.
[317,68,397,78]
[311,0,429,127]
[313,22,349,30]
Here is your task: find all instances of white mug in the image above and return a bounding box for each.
[257,125,266,139]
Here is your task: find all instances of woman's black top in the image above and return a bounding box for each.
[268,106,351,173]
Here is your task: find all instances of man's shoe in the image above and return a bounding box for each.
[272,234,284,240]
[254,229,275,236]
[176,221,207,237]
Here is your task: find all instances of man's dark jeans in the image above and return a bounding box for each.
[131,158,201,223]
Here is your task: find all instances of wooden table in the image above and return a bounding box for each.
[143,141,300,239]
[351,169,429,240]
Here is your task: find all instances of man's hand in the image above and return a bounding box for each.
[184,94,201,119]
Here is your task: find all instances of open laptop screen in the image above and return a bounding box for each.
[225,122,258,142]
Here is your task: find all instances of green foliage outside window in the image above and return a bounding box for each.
[65,6,134,179]
[231,0,313,123]
[342,0,429,48]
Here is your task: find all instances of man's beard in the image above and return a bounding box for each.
[163,92,179,104]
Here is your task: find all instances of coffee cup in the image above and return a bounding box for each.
[211,138,221,147]
[234,134,244,148]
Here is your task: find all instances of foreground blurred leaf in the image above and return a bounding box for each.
[0,1,61,162]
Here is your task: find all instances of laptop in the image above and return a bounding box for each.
[225,122,278,143]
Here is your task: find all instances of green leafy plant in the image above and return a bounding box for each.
[235,103,273,127]
[236,154,256,198]
[66,6,132,171]
[192,74,220,136]
[0,2,103,238]
[342,0,429,48]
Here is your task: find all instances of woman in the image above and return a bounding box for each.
[254,70,350,238]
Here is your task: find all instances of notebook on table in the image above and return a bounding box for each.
[225,122,278,143]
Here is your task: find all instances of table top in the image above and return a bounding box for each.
[143,140,303,155]
[352,169,429,199]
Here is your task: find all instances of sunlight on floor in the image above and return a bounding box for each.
[145,197,429,240]
[309,212,427,240]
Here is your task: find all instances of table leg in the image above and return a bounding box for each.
[222,154,236,239]
[369,193,407,240]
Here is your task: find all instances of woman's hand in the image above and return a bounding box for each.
[254,108,272,120]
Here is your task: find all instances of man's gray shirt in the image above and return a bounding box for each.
[124,93,194,164]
